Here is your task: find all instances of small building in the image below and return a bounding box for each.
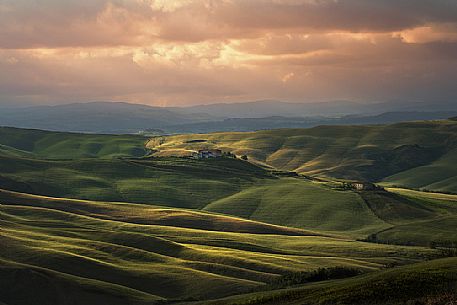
[197,149,222,159]
[351,182,377,191]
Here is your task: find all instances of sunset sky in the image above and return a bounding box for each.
[1,0,457,106]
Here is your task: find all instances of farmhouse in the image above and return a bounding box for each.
[351,182,377,191]
[197,149,223,159]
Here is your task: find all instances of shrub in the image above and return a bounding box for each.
[270,267,362,288]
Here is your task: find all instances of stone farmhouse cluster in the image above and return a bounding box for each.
[194,149,223,159]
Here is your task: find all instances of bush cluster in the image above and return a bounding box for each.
[270,267,362,288]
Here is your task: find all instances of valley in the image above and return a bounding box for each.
[0,121,456,305]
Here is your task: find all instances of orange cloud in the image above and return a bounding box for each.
[395,23,457,43]
[1,1,457,106]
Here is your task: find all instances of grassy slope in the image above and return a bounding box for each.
[387,187,457,203]
[0,189,313,236]
[202,180,457,243]
[195,257,457,305]
[0,190,436,304]
[0,126,148,159]
[204,178,387,237]
[148,120,457,191]
[0,126,456,244]
[1,151,456,243]
[0,259,163,305]
[382,148,457,193]
[0,156,269,209]
[369,188,457,246]
[0,126,456,304]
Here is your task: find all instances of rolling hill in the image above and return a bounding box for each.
[0,155,270,209]
[195,257,457,305]
[1,189,437,305]
[2,150,456,244]
[0,126,456,244]
[0,126,149,159]
[382,148,457,193]
[1,125,457,304]
[148,120,457,192]
[203,178,386,237]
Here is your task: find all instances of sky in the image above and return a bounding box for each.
[1,0,457,107]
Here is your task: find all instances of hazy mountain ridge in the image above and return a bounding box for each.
[0,102,218,134]
[180,100,457,118]
[164,111,457,133]
[1,100,456,134]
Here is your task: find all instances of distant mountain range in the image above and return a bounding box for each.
[164,111,457,133]
[178,99,457,118]
[0,102,216,134]
[0,100,456,134]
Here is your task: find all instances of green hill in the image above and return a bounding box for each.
[0,155,271,209]
[196,257,457,305]
[148,120,457,192]
[1,190,436,305]
[204,178,387,237]
[2,150,456,243]
[0,126,456,244]
[202,179,457,244]
[369,188,457,246]
[0,126,148,159]
[0,189,312,236]
[0,259,164,305]
[0,147,456,243]
[382,148,457,193]
[1,126,457,304]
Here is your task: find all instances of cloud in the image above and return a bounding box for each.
[1,0,457,106]
[281,72,295,83]
[146,0,194,12]
[395,23,457,43]
[2,0,457,48]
